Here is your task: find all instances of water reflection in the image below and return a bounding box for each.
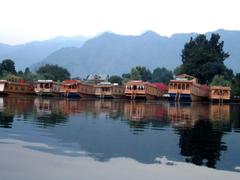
[0,96,239,172]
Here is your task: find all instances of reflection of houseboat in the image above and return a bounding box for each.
[60,80,80,98]
[95,82,125,99]
[34,80,60,96]
[168,74,209,101]
[209,86,231,102]
[125,80,166,100]
[0,80,35,95]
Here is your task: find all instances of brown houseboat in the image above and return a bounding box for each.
[78,82,95,98]
[0,80,35,96]
[95,82,125,99]
[60,80,80,98]
[60,80,95,98]
[125,80,166,100]
[34,80,60,96]
[168,74,209,101]
[209,86,231,102]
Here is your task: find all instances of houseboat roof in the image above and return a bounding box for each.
[126,80,150,85]
[37,80,53,83]
[62,80,80,85]
[98,82,112,85]
[210,86,231,90]
[152,83,168,91]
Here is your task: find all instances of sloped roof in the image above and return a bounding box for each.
[152,82,168,91]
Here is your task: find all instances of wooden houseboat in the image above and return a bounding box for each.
[34,80,60,96]
[168,74,209,101]
[95,82,125,99]
[0,80,35,96]
[0,80,8,95]
[60,80,96,98]
[125,80,166,100]
[78,82,95,98]
[60,80,80,98]
[209,86,231,102]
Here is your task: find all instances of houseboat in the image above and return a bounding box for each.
[168,74,209,101]
[125,80,165,100]
[0,80,35,96]
[60,80,80,98]
[209,86,231,102]
[0,80,8,95]
[34,80,60,96]
[78,82,95,98]
[95,82,125,99]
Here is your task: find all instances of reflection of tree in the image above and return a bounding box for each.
[178,119,226,168]
[0,112,14,128]
[230,104,240,129]
[34,98,67,127]
[36,111,67,128]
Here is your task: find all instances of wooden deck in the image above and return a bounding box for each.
[209,86,231,102]
[34,80,60,96]
[125,80,162,100]
[168,74,209,101]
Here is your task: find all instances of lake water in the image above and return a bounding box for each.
[0,96,240,180]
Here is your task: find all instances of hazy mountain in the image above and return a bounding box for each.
[3,29,240,77]
[0,36,88,71]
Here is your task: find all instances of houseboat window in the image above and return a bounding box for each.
[182,84,185,90]
[174,84,177,89]
[186,84,189,89]
[178,83,181,89]
[133,85,137,90]
[45,83,49,89]
[40,83,43,88]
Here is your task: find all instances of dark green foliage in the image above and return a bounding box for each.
[0,59,17,75]
[152,67,173,84]
[210,75,231,86]
[180,34,230,84]
[130,66,152,81]
[37,64,71,81]
[122,73,131,79]
[231,73,240,96]
[109,75,123,85]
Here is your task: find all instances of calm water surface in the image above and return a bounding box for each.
[0,96,240,179]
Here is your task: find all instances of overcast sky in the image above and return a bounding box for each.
[0,0,239,45]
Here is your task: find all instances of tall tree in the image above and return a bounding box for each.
[152,67,173,84]
[109,75,123,85]
[1,59,17,75]
[37,64,70,81]
[232,73,240,96]
[130,66,152,81]
[180,34,230,84]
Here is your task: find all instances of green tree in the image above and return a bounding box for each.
[152,67,173,84]
[109,75,123,85]
[37,64,70,81]
[1,59,17,75]
[232,73,240,96]
[180,34,230,84]
[210,75,231,86]
[130,66,152,81]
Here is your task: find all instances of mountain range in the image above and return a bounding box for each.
[0,29,239,77]
[0,36,88,70]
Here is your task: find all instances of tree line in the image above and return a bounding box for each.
[0,60,70,82]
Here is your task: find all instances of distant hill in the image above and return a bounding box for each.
[0,36,88,71]
[36,29,240,77]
